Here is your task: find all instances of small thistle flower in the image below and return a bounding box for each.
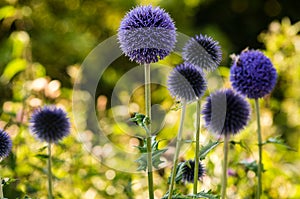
[168,62,207,102]
[202,89,250,136]
[182,34,222,71]
[230,49,277,99]
[182,160,205,183]
[0,130,12,159]
[30,106,70,143]
[118,5,176,64]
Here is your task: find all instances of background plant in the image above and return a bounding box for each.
[0,0,299,198]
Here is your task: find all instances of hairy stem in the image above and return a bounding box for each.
[47,143,53,199]
[0,176,3,199]
[168,101,187,199]
[193,100,201,195]
[144,63,154,199]
[255,99,262,198]
[221,134,229,199]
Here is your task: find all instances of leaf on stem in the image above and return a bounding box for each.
[199,141,220,160]
[135,136,167,171]
[263,136,296,151]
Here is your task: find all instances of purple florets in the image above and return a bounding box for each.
[202,89,250,136]
[230,50,277,99]
[168,62,207,102]
[182,160,205,183]
[182,34,222,71]
[118,5,176,64]
[30,106,70,143]
[0,130,12,159]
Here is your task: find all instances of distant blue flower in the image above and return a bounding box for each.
[118,5,176,64]
[182,34,222,71]
[182,160,205,183]
[202,89,250,136]
[230,50,277,99]
[30,106,70,143]
[168,62,207,102]
[0,130,12,159]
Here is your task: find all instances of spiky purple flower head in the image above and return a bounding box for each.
[0,130,12,159]
[182,34,222,71]
[118,5,176,64]
[230,50,277,99]
[30,106,70,143]
[168,62,207,102]
[182,160,205,183]
[202,89,250,136]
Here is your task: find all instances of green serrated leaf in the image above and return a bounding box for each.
[162,190,219,199]
[239,160,266,174]
[199,141,220,160]
[135,136,167,171]
[263,136,296,151]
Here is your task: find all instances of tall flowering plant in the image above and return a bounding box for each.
[118,5,176,199]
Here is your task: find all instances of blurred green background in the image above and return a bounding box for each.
[0,0,300,198]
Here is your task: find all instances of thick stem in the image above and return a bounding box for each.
[168,101,187,199]
[47,143,53,199]
[255,99,262,198]
[193,100,201,195]
[221,134,229,199]
[0,177,3,199]
[144,63,154,199]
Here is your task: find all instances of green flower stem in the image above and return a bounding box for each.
[144,63,154,199]
[255,99,262,198]
[193,100,201,195]
[221,134,229,199]
[168,101,187,199]
[0,176,3,199]
[47,143,53,199]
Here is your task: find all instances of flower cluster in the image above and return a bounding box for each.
[202,89,251,136]
[30,106,70,143]
[230,50,277,99]
[183,34,222,71]
[0,130,12,159]
[168,62,207,102]
[118,5,176,64]
[182,160,205,183]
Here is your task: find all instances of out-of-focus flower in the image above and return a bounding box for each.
[30,106,70,143]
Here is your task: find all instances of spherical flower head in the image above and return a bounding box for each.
[30,106,70,143]
[182,160,205,183]
[182,34,222,71]
[230,50,277,99]
[202,89,250,136]
[168,62,207,102]
[118,5,176,64]
[0,130,12,159]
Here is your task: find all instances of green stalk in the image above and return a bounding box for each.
[221,134,229,199]
[168,101,187,199]
[47,143,53,199]
[144,63,154,199]
[255,99,262,198]
[193,100,201,195]
[0,176,3,199]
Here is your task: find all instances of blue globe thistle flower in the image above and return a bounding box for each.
[230,50,277,99]
[168,62,207,102]
[182,34,222,71]
[0,130,12,159]
[30,106,70,143]
[202,89,250,136]
[118,5,176,64]
[182,160,205,183]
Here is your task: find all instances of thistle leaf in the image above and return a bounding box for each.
[199,141,220,160]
